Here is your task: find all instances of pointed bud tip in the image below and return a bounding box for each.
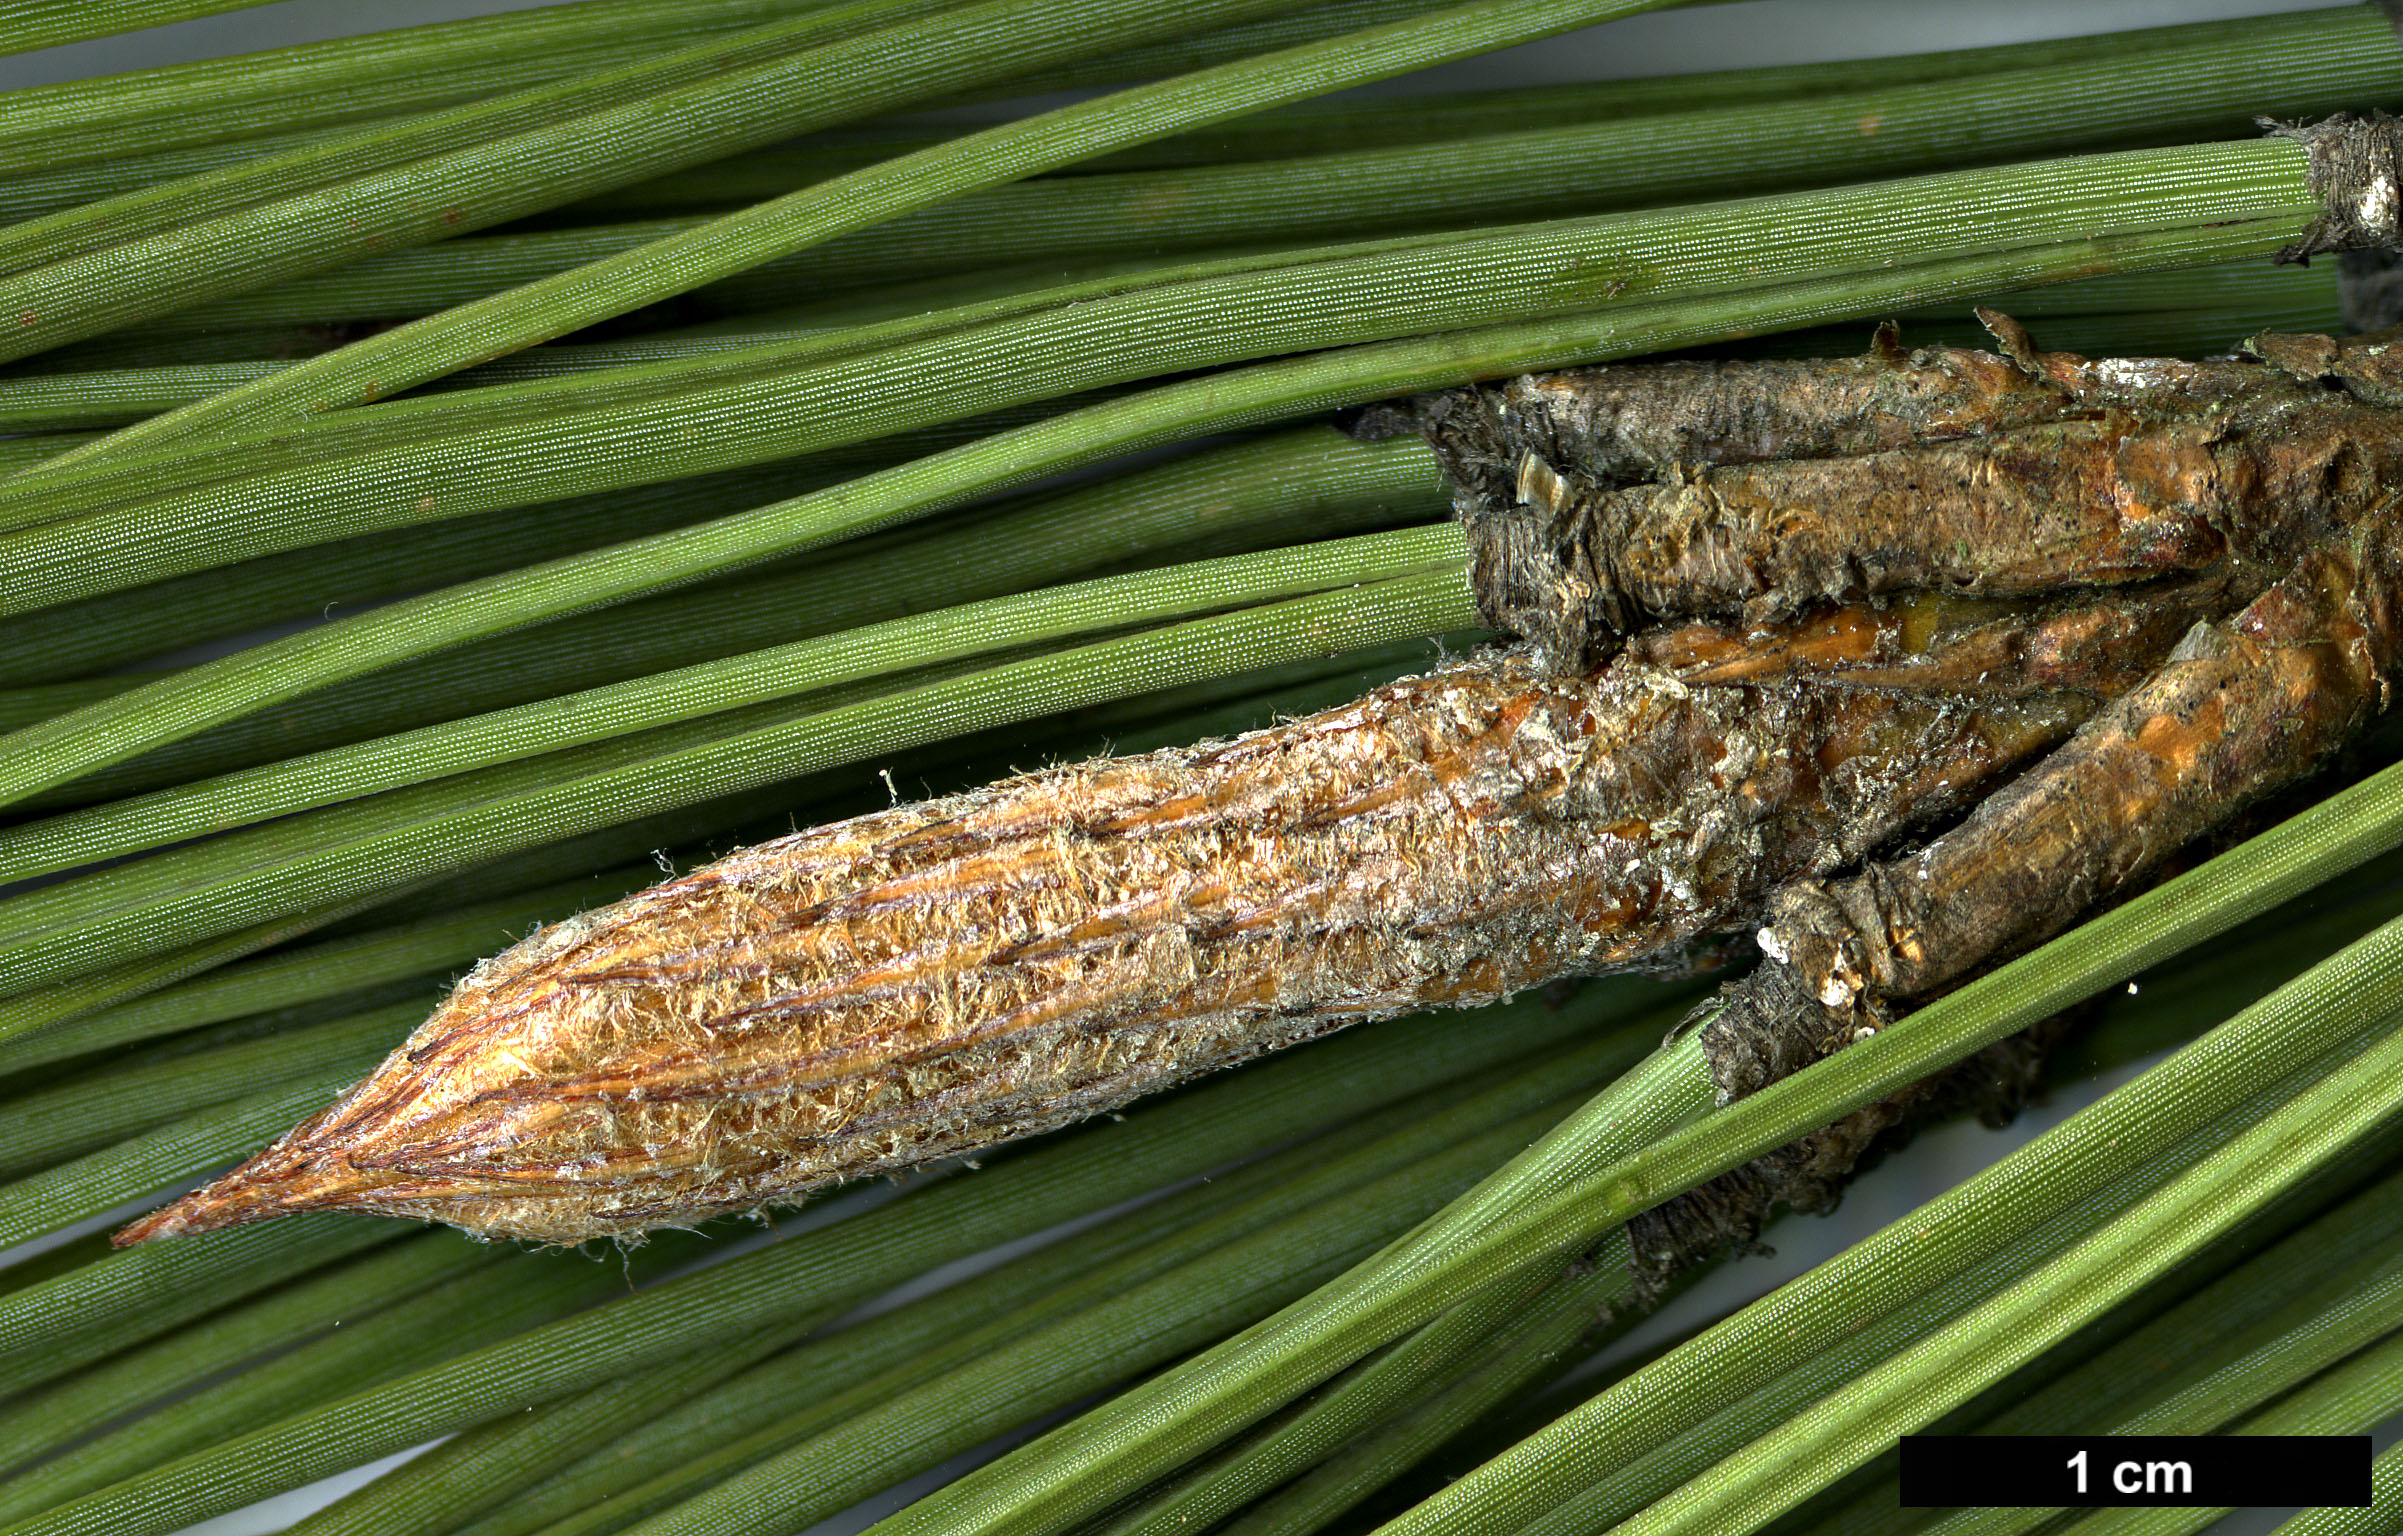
[111,1200,199,1247]
[111,1148,382,1246]
[112,1171,292,1246]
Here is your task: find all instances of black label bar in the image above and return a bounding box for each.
[1900,1436,2372,1508]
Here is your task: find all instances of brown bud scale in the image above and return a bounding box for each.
[122,602,2143,1245]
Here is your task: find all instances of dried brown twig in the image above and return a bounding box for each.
[1416,311,2403,1271]
[120,314,2403,1250]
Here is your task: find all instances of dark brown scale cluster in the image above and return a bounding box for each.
[1418,311,2402,668]
[1414,313,2403,1271]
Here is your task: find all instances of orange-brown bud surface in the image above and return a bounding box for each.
[121,603,2144,1245]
